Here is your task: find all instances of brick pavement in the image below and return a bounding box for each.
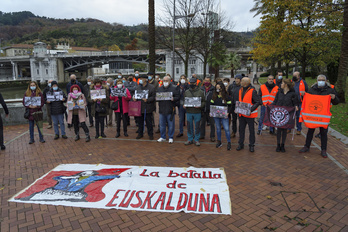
[0,116,347,232]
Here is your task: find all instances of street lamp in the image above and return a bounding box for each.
[172,0,195,81]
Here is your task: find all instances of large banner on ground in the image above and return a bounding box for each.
[9,164,231,215]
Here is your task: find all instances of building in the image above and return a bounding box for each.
[2,44,33,57]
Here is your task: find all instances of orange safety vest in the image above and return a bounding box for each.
[299,93,332,129]
[260,84,279,105]
[238,87,258,118]
[133,77,140,85]
[298,80,306,102]
[331,84,334,89]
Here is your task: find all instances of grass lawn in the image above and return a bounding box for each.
[258,76,348,137]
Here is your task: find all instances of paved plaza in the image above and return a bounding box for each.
[0,117,347,231]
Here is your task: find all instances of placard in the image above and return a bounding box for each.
[134,90,149,100]
[111,88,127,97]
[156,92,173,101]
[235,101,251,116]
[9,164,232,215]
[67,100,85,110]
[46,92,63,102]
[210,105,228,118]
[90,89,106,100]
[24,97,42,107]
[184,97,201,107]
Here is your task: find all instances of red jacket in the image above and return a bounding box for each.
[109,87,131,114]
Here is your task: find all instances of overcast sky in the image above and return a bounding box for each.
[1,0,260,32]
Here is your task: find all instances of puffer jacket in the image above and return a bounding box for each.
[47,88,67,115]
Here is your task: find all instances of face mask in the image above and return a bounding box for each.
[107,83,110,86]
[95,85,101,89]
[71,79,76,83]
[148,76,152,80]
[292,76,297,82]
[30,86,36,91]
[129,78,133,82]
[139,79,143,85]
[318,81,325,87]
[190,84,196,89]
[135,74,139,77]
[180,79,186,84]
[278,76,283,80]
[117,84,122,89]
[163,82,169,87]
[53,87,58,91]
[87,82,91,85]
[48,83,51,87]
[216,89,220,93]
[204,82,210,87]
[122,80,126,84]
[118,75,122,79]
[73,90,79,94]
[223,82,228,87]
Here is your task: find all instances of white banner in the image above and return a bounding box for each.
[9,164,231,215]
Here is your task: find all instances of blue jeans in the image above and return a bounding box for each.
[258,105,274,132]
[178,105,186,134]
[159,114,175,139]
[186,113,201,142]
[214,117,231,143]
[29,120,43,141]
[51,114,66,136]
[296,103,302,131]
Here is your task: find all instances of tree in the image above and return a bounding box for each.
[125,38,138,50]
[148,0,156,74]
[109,44,121,51]
[224,52,241,78]
[336,0,348,103]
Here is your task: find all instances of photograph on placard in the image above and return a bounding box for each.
[184,97,201,107]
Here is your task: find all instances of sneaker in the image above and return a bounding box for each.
[1,145,6,150]
[89,124,94,127]
[227,142,231,150]
[321,150,328,158]
[216,140,222,148]
[157,138,166,142]
[62,135,68,139]
[47,125,52,129]
[40,139,45,143]
[184,140,193,145]
[299,146,309,153]
[195,141,201,146]
[75,135,80,141]
[101,133,107,138]
[296,130,301,135]
[168,139,174,144]
[54,134,59,140]
[115,133,120,138]
[136,134,143,139]
[29,140,35,144]
[257,130,261,135]
[236,144,244,151]
[176,133,183,138]
[262,125,268,131]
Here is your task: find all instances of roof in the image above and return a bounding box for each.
[3,44,34,50]
[70,46,101,52]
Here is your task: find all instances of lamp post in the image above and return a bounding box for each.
[172,0,195,81]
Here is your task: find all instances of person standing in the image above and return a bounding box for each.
[176,75,189,138]
[183,78,205,146]
[46,81,67,140]
[67,85,90,142]
[228,74,243,138]
[236,77,261,152]
[88,79,109,138]
[110,79,132,138]
[292,71,308,135]
[298,74,339,158]
[66,74,84,95]
[271,78,299,152]
[156,76,180,144]
[43,79,53,129]
[84,77,94,127]
[106,77,114,126]
[274,70,283,88]
[200,77,215,142]
[211,83,232,150]
[0,92,9,150]
[23,81,45,144]
[257,75,278,135]
[133,74,156,140]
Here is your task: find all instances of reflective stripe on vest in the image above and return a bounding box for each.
[239,87,258,118]
[299,93,332,129]
[260,84,278,105]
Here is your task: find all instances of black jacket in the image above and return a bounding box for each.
[47,88,67,115]
[240,85,261,112]
[135,83,156,114]
[200,84,215,112]
[83,84,91,99]
[308,83,339,105]
[177,83,189,106]
[0,93,9,115]
[229,82,242,105]
[43,85,51,104]
[272,88,299,107]
[124,81,137,96]
[157,83,180,115]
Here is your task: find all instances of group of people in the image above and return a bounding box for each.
[15,70,339,158]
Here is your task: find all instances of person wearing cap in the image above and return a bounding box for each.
[228,74,243,138]
[133,74,156,140]
[84,77,94,127]
[46,81,68,140]
[43,79,53,129]
[183,77,205,146]
[200,76,215,142]
[0,92,9,150]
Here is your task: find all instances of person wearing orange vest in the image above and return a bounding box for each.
[236,77,261,152]
[292,71,308,135]
[133,71,141,85]
[298,74,339,158]
[257,75,279,135]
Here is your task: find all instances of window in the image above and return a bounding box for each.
[46,69,48,75]
[189,59,196,65]
[37,69,39,75]
[176,68,179,74]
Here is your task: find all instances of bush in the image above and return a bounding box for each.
[260,72,270,77]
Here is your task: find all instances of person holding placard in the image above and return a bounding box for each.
[67,85,90,142]
[43,79,53,129]
[133,74,156,140]
[176,75,189,138]
[210,83,232,150]
[23,81,45,144]
[200,77,215,142]
[156,76,180,144]
[110,79,132,138]
[88,79,109,139]
[236,77,261,152]
[183,78,205,146]
[46,81,67,140]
